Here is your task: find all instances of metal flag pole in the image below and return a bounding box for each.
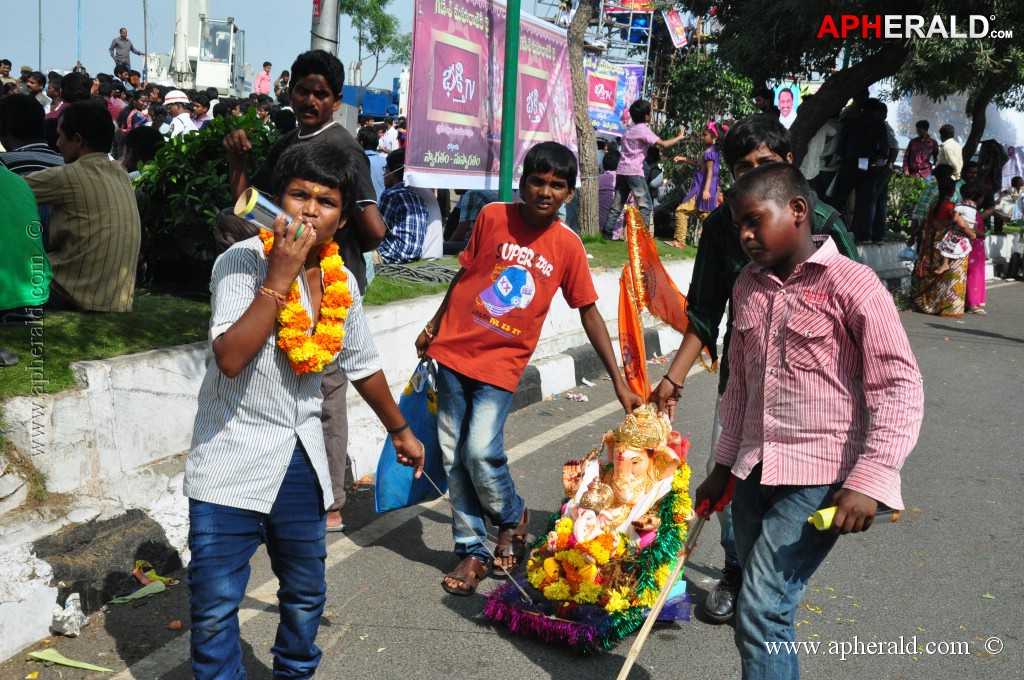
[498,0,522,201]
[143,0,149,82]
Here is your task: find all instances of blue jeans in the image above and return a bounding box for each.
[188,446,327,680]
[436,363,524,563]
[731,464,841,680]
[604,174,653,236]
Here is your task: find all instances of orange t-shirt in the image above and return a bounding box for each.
[428,202,598,391]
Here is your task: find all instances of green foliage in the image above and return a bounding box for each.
[887,173,928,233]
[134,112,277,276]
[338,0,412,88]
[660,51,756,195]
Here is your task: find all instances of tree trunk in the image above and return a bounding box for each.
[789,44,910,167]
[568,0,600,235]
[962,87,995,161]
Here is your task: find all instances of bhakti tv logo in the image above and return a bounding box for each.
[817,14,1012,39]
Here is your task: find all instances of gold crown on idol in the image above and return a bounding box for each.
[613,403,671,450]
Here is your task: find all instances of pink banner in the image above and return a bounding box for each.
[405,0,577,190]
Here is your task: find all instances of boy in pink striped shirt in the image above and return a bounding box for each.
[697,163,924,679]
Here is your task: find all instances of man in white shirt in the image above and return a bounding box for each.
[936,124,964,180]
[378,117,399,153]
[164,89,198,138]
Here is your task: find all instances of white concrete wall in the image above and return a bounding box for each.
[1,261,695,493]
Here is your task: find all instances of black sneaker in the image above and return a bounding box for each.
[705,564,742,623]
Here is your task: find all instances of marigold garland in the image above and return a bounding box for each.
[523,464,692,614]
[257,231,353,374]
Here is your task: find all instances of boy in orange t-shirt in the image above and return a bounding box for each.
[416,142,642,595]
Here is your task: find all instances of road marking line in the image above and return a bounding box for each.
[110,394,631,679]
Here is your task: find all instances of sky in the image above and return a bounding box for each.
[3,0,415,91]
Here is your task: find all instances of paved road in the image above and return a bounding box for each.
[3,282,1022,680]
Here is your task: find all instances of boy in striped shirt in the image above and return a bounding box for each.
[698,163,923,679]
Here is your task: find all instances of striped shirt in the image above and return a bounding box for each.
[184,236,381,514]
[714,237,924,510]
[0,142,64,175]
[686,195,860,393]
[25,152,141,312]
[377,181,430,264]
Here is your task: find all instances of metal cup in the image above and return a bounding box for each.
[234,187,303,237]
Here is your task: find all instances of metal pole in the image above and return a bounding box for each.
[311,0,340,53]
[38,0,42,70]
[77,0,82,64]
[498,0,522,201]
[143,0,149,82]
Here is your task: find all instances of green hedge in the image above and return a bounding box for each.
[134,112,278,285]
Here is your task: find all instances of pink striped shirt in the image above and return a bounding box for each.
[714,237,924,509]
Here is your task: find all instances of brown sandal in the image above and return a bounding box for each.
[492,509,529,576]
[442,556,487,596]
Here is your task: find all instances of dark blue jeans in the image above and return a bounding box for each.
[436,363,524,563]
[731,464,841,680]
[187,446,327,680]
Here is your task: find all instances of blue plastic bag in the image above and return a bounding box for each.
[374,360,447,512]
[898,245,917,262]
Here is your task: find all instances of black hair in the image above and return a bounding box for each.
[271,142,357,216]
[97,81,113,98]
[959,181,987,203]
[939,124,954,140]
[862,98,886,116]
[602,150,621,172]
[777,86,794,100]
[28,71,46,86]
[257,100,273,113]
[132,89,149,103]
[211,102,230,119]
[114,63,129,76]
[124,125,164,164]
[1012,176,1023,188]
[962,160,979,175]
[289,50,345,96]
[520,141,578,188]
[0,59,11,67]
[932,164,955,181]
[929,175,957,220]
[628,99,652,124]
[263,61,272,68]
[916,120,929,130]
[128,70,140,79]
[645,146,660,164]
[191,93,210,109]
[0,94,46,141]
[727,162,814,212]
[386,148,405,177]
[58,100,115,153]
[279,69,290,78]
[273,109,296,132]
[205,86,219,99]
[356,125,378,150]
[722,114,791,170]
[48,72,62,88]
[60,71,91,104]
[596,138,607,150]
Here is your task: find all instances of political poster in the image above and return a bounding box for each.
[584,54,646,137]
[405,0,577,190]
[662,8,689,48]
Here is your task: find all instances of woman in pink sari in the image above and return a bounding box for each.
[962,183,989,314]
